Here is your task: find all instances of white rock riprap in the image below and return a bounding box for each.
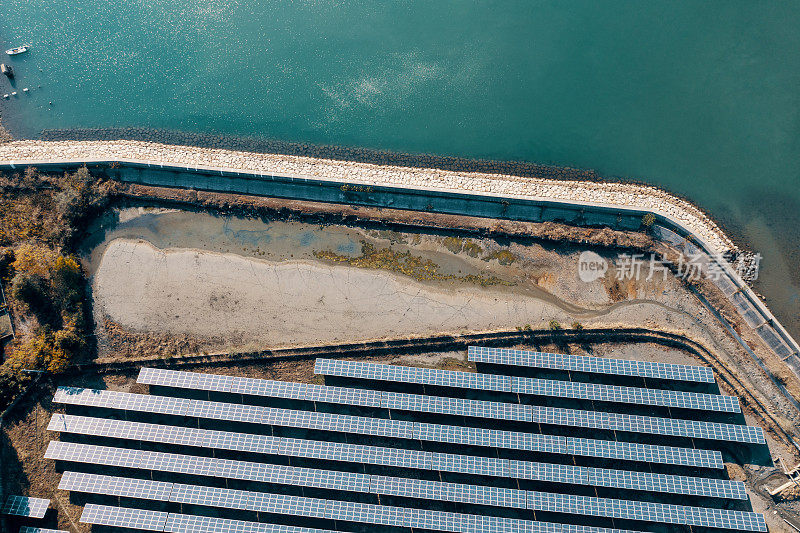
[0,139,736,254]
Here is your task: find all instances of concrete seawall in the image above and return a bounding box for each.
[0,140,735,253]
[0,139,797,368]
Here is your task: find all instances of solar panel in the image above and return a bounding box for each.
[1,496,49,518]
[587,467,747,499]
[508,460,588,485]
[59,471,174,501]
[57,459,753,532]
[46,441,523,509]
[139,367,384,408]
[54,386,191,415]
[371,475,527,508]
[527,491,767,531]
[136,370,760,444]
[164,480,642,533]
[314,358,736,412]
[529,404,764,444]
[511,375,740,413]
[47,441,371,494]
[50,392,722,469]
[19,528,70,533]
[468,346,716,383]
[566,437,721,469]
[313,358,512,391]
[429,452,509,478]
[54,387,415,440]
[134,370,755,444]
[48,415,740,499]
[165,512,338,533]
[65,473,649,533]
[388,391,531,421]
[80,504,167,531]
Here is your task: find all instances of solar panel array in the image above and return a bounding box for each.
[43,348,769,532]
[53,387,724,468]
[46,440,752,519]
[313,358,739,412]
[468,346,716,382]
[68,472,637,533]
[1,495,49,518]
[140,366,760,443]
[60,470,766,532]
[48,414,744,498]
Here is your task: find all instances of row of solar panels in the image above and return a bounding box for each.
[58,470,767,531]
[1,495,50,519]
[53,388,723,468]
[137,367,762,444]
[48,414,743,499]
[46,439,752,524]
[19,528,69,533]
[79,504,338,533]
[310,358,738,412]
[60,472,638,533]
[467,346,716,383]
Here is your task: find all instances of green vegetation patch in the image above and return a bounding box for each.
[482,249,517,265]
[442,236,463,254]
[315,241,513,287]
[462,240,483,257]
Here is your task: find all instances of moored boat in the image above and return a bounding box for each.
[5,45,29,56]
[1,63,13,78]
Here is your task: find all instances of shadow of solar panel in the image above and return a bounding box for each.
[468,346,716,383]
[80,503,168,531]
[1,495,49,518]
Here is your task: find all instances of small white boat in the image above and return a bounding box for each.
[5,45,29,56]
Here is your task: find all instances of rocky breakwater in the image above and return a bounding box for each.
[0,139,736,255]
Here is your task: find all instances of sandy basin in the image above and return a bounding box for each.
[85,207,718,354]
[94,238,574,345]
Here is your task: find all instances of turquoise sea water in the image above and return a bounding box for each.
[0,1,798,335]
